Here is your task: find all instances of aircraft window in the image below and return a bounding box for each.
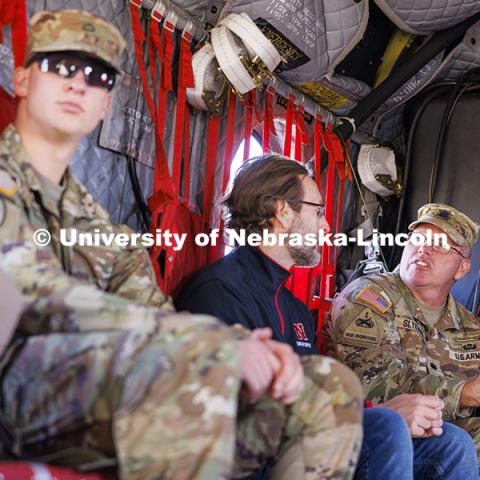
[227,136,263,190]
[224,135,263,254]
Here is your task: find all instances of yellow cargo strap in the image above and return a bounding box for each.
[374,29,416,88]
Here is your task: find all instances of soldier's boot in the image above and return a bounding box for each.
[233,355,364,480]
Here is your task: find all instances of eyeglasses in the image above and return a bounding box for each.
[300,200,326,217]
[28,52,116,91]
[407,231,466,258]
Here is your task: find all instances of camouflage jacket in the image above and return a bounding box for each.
[322,270,480,421]
[0,124,173,336]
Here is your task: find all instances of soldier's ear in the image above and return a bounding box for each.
[99,92,113,120]
[454,258,470,281]
[13,66,30,98]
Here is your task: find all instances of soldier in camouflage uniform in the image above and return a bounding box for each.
[0,9,364,480]
[0,268,21,356]
[323,203,480,462]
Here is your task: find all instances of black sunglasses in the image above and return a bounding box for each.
[28,52,116,91]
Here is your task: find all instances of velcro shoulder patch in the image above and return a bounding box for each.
[342,308,384,347]
[0,171,17,197]
[355,287,392,314]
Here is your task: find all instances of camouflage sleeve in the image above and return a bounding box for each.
[106,223,173,310]
[324,278,468,420]
[0,191,174,335]
[0,267,22,354]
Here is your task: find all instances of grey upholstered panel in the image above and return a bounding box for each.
[220,0,369,85]
[374,0,480,34]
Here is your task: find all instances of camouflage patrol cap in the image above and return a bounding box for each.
[409,203,480,249]
[26,10,126,71]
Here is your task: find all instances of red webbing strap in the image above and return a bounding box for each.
[222,92,238,193]
[203,115,221,226]
[308,115,324,314]
[149,135,176,229]
[316,125,337,346]
[263,86,276,154]
[131,1,173,200]
[0,1,9,44]
[0,0,27,67]
[333,175,345,274]
[172,30,194,193]
[148,35,157,103]
[219,92,237,236]
[294,105,310,162]
[10,0,27,68]
[243,90,255,161]
[283,94,295,157]
[13,0,27,67]
[156,20,175,145]
[183,107,191,203]
[206,92,237,260]
[150,11,163,51]
[313,114,323,186]
[148,132,176,289]
[294,111,302,161]
[129,2,156,121]
[149,14,163,109]
[343,139,353,183]
[331,137,350,276]
[152,131,175,198]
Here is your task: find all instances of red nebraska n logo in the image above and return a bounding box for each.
[292,323,308,341]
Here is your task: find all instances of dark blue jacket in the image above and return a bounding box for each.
[175,246,318,355]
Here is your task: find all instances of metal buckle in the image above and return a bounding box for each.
[217,66,245,101]
[374,174,403,197]
[202,88,227,117]
[151,0,165,22]
[182,20,194,43]
[163,11,178,32]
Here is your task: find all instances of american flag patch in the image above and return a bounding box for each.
[355,288,392,314]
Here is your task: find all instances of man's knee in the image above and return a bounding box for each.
[364,408,411,452]
[365,407,409,435]
[302,355,364,412]
[440,422,477,460]
[265,357,364,480]
[279,355,363,444]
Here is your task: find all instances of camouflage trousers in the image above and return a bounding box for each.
[1,316,363,480]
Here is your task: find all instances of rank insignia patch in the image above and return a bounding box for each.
[355,287,392,314]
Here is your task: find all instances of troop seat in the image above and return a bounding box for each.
[0,462,117,480]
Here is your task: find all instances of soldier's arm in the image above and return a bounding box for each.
[459,379,480,407]
[0,266,22,354]
[0,191,173,334]
[324,279,469,420]
[106,223,173,310]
